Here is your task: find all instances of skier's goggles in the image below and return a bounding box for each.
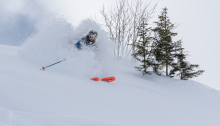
[89,34,97,39]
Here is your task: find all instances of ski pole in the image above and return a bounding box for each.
[40,59,66,70]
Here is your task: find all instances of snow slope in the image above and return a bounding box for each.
[1,19,220,126]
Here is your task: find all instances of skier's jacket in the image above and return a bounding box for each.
[75,36,96,50]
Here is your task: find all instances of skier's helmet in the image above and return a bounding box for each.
[87,30,98,42]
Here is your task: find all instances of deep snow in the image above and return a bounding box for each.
[1,19,220,126]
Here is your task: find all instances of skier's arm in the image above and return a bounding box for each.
[75,41,82,50]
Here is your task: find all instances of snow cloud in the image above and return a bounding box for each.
[19,18,114,77]
[0,0,55,46]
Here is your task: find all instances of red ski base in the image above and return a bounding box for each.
[101,77,115,82]
[91,77,99,81]
[91,77,115,82]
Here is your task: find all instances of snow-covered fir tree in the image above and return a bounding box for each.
[152,7,177,76]
[169,40,186,78]
[181,63,205,80]
[150,36,162,75]
[132,18,153,75]
[151,33,164,75]
[170,40,205,80]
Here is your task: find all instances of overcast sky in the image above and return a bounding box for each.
[0,0,219,89]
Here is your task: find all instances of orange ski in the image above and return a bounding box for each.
[91,77,99,81]
[42,66,45,71]
[101,77,115,82]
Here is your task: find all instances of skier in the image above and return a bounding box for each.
[75,30,98,50]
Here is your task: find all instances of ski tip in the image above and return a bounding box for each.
[91,77,99,81]
[42,66,45,71]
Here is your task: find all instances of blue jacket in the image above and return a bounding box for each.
[75,41,82,49]
[75,36,96,50]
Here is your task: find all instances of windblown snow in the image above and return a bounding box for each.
[0,19,220,126]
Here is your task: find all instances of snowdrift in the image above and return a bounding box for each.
[0,19,220,126]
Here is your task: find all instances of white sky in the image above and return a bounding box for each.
[0,0,219,89]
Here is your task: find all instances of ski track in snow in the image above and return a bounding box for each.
[1,19,220,126]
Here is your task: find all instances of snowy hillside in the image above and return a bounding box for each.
[1,19,220,126]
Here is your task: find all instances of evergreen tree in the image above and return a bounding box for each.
[151,32,163,75]
[132,18,153,75]
[152,7,177,76]
[181,64,204,80]
[170,40,205,80]
[169,40,186,77]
